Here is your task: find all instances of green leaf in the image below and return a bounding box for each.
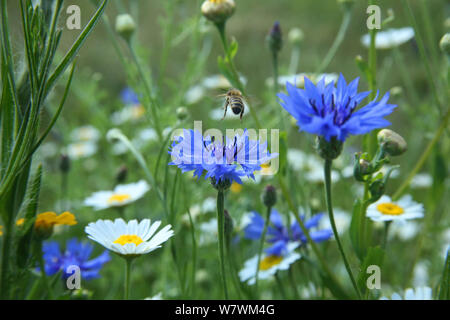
[356,246,385,296]
[16,164,42,269]
[228,39,238,60]
[438,249,449,300]
[350,199,365,260]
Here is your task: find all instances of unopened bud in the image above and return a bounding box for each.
[267,21,283,53]
[354,156,371,182]
[116,165,128,184]
[176,107,188,121]
[115,14,136,42]
[389,86,403,97]
[288,28,304,46]
[59,154,71,174]
[439,33,450,55]
[377,129,407,156]
[201,0,236,25]
[262,185,277,208]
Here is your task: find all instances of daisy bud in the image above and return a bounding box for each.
[176,106,189,121]
[377,129,407,157]
[116,165,128,184]
[288,28,304,47]
[59,154,71,174]
[439,33,450,55]
[267,21,283,53]
[201,0,236,25]
[389,86,403,98]
[262,185,277,208]
[115,14,136,42]
[315,136,343,160]
[353,156,371,182]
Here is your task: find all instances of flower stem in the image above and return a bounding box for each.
[324,159,361,299]
[124,258,133,300]
[217,189,229,299]
[382,221,391,250]
[274,272,287,299]
[254,205,272,296]
[215,22,262,129]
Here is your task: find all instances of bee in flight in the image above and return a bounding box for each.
[219,88,245,121]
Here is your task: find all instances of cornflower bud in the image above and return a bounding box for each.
[201,0,236,25]
[262,185,277,208]
[377,129,407,157]
[267,21,283,53]
[115,14,136,42]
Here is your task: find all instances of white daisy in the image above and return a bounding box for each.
[111,105,146,125]
[361,27,415,49]
[380,286,432,300]
[239,242,301,285]
[388,220,420,241]
[85,218,173,256]
[66,141,98,159]
[185,85,205,105]
[367,195,424,222]
[70,125,100,142]
[84,180,150,211]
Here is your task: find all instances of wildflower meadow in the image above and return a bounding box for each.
[0,0,449,306]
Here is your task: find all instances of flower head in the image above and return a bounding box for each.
[201,0,235,24]
[244,209,332,255]
[84,180,150,211]
[34,211,77,239]
[85,218,174,257]
[169,129,277,187]
[40,238,110,280]
[278,74,397,142]
[239,242,301,285]
[367,195,424,222]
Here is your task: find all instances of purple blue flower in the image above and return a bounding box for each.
[169,129,277,185]
[40,238,110,280]
[277,74,397,142]
[120,87,140,105]
[244,209,332,255]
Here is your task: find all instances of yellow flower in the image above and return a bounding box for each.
[16,218,25,226]
[230,182,243,193]
[0,225,3,236]
[35,211,77,229]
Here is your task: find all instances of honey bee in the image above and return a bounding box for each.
[220,89,245,121]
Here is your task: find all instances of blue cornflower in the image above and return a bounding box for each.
[120,87,140,105]
[277,74,397,142]
[244,209,333,255]
[40,238,110,280]
[169,129,277,186]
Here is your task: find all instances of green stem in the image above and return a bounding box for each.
[215,22,262,129]
[288,268,300,299]
[254,205,272,295]
[37,242,54,300]
[274,272,287,299]
[366,3,378,157]
[316,8,352,74]
[216,189,229,299]
[124,258,133,300]
[382,221,391,250]
[288,46,300,75]
[126,42,163,140]
[324,159,361,299]
[271,51,286,129]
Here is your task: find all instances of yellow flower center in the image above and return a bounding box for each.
[210,0,226,3]
[113,235,144,246]
[131,105,145,118]
[376,203,404,216]
[230,182,242,193]
[259,255,283,271]
[16,218,25,226]
[108,194,131,203]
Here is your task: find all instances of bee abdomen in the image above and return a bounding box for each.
[229,97,244,114]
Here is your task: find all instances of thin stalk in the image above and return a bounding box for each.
[215,22,262,129]
[216,189,229,299]
[124,258,133,300]
[366,2,378,157]
[274,272,287,299]
[315,8,352,74]
[271,51,286,129]
[288,46,300,75]
[254,205,272,295]
[126,43,163,140]
[288,268,300,299]
[217,190,228,300]
[382,221,391,250]
[324,159,361,299]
